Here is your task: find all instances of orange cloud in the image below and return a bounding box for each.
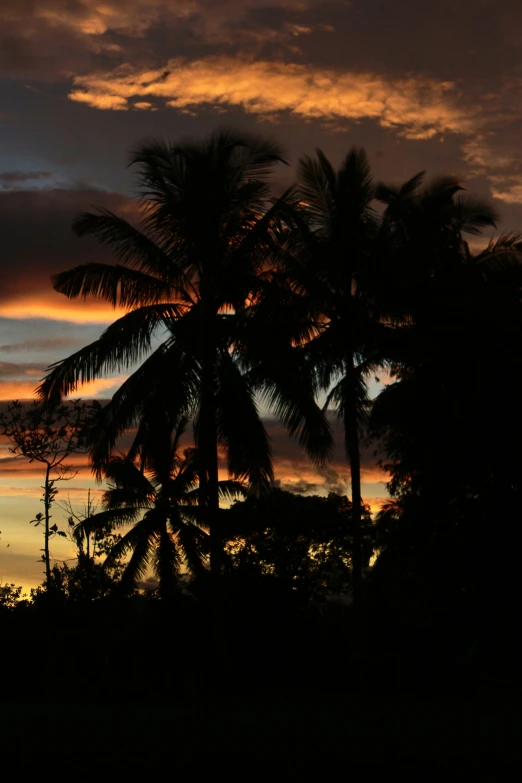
[0,447,93,473]
[3,1,194,38]
[0,374,128,401]
[0,484,103,499]
[68,56,472,140]
[2,2,321,40]
[487,169,522,204]
[0,293,127,324]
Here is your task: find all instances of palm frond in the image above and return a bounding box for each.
[213,348,274,490]
[337,147,375,213]
[103,457,155,501]
[453,193,498,235]
[217,480,248,502]
[105,514,157,591]
[52,262,175,308]
[297,151,336,230]
[79,506,142,536]
[37,304,184,404]
[89,336,200,471]
[258,359,332,466]
[376,171,425,207]
[72,209,192,296]
[152,525,182,594]
[323,370,371,426]
[173,514,209,576]
[474,233,522,283]
[222,188,295,307]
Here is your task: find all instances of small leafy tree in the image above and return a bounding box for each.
[0,400,99,588]
[0,529,24,609]
[222,489,375,604]
[0,583,24,609]
[51,490,124,600]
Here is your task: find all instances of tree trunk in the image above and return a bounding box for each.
[345,354,363,611]
[200,325,226,681]
[201,340,221,581]
[43,463,52,588]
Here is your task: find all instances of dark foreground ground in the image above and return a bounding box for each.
[1,688,521,776]
[1,596,520,776]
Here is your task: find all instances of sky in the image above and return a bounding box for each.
[2,0,522,588]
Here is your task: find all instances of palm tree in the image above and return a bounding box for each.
[80,421,244,598]
[372,173,499,506]
[281,148,380,609]
[370,222,522,615]
[38,129,332,582]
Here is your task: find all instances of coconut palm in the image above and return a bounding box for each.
[80,420,244,598]
[372,173,499,505]
[38,129,332,580]
[370,219,522,615]
[280,148,381,608]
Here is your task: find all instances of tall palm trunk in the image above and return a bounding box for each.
[200,314,221,581]
[200,329,226,674]
[417,310,438,515]
[345,353,363,610]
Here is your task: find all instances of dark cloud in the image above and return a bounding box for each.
[273,478,321,494]
[0,171,52,189]
[265,414,386,491]
[0,337,80,353]
[0,186,134,302]
[137,576,159,591]
[0,361,49,378]
[2,1,520,84]
[0,1,329,81]
[2,0,521,223]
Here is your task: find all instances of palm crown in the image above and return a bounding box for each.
[80,421,244,597]
[276,147,379,607]
[38,129,332,575]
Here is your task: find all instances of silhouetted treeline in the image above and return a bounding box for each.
[2,131,522,770]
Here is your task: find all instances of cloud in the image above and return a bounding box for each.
[0,186,136,310]
[0,364,128,399]
[0,361,49,379]
[0,375,128,401]
[0,295,128,324]
[0,1,329,79]
[0,484,103,498]
[265,416,388,501]
[0,171,53,189]
[0,1,323,39]
[67,57,471,141]
[0,337,81,353]
[18,1,186,37]
[3,1,522,208]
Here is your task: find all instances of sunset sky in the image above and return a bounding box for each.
[2,0,522,588]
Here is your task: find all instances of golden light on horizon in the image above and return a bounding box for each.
[0,295,128,325]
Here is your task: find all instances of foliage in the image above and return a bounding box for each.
[78,420,246,597]
[3,133,522,668]
[38,130,332,582]
[44,557,119,602]
[44,490,126,600]
[0,399,99,464]
[0,583,25,609]
[368,175,522,612]
[277,147,380,607]
[222,489,374,604]
[0,399,100,586]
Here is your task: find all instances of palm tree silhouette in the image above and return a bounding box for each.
[282,148,380,608]
[81,421,244,598]
[38,129,332,580]
[373,172,498,506]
